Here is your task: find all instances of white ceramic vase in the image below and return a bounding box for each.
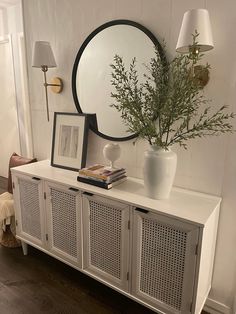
[103,143,121,168]
[143,146,177,200]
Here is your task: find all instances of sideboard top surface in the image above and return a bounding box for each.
[11,160,221,227]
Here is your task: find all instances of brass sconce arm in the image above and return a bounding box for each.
[41,66,63,121]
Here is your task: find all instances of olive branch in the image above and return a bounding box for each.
[110,33,235,149]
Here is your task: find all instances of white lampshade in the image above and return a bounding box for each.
[32,41,57,68]
[176,9,214,53]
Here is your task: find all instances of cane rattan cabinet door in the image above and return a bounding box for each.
[13,174,45,248]
[46,182,82,268]
[82,194,130,291]
[132,208,199,314]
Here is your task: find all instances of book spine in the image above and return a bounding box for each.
[105,170,126,182]
[77,176,112,189]
[79,170,108,181]
[79,168,126,181]
[78,174,105,183]
[78,173,127,184]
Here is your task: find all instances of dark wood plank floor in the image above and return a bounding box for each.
[0,245,155,314]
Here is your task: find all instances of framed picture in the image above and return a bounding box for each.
[51,112,89,171]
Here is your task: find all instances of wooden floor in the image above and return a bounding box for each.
[0,245,155,314]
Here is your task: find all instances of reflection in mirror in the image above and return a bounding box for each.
[72,20,165,141]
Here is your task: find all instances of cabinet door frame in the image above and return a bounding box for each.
[45,181,82,268]
[82,194,130,291]
[13,173,46,248]
[131,208,199,314]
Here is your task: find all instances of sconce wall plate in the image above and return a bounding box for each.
[50,77,63,93]
[193,65,209,88]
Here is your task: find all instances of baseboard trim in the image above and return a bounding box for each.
[204,297,231,314]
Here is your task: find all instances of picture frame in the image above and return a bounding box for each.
[51,112,89,171]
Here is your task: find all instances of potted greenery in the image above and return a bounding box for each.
[110,34,234,199]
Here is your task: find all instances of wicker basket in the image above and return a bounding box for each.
[1,225,21,248]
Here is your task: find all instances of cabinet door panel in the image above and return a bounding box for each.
[46,182,82,267]
[132,210,199,314]
[83,195,130,291]
[13,174,45,247]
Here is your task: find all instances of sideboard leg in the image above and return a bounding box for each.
[21,241,28,255]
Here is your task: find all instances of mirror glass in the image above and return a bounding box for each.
[72,20,164,141]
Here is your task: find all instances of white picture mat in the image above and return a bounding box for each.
[53,114,86,169]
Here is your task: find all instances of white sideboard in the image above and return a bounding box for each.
[11,160,221,314]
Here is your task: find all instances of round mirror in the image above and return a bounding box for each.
[72,20,165,141]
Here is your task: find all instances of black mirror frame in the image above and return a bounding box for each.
[72,19,166,142]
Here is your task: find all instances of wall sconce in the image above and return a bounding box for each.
[32,41,63,121]
[176,9,214,87]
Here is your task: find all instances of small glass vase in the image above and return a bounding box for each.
[143,146,177,200]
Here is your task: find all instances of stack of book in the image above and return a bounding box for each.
[77,164,127,189]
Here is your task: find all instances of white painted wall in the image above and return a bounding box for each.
[0,9,4,35]
[0,7,8,36]
[0,37,20,177]
[7,2,33,158]
[22,0,236,311]
[0,4,22,177]
[0,1,33,177]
